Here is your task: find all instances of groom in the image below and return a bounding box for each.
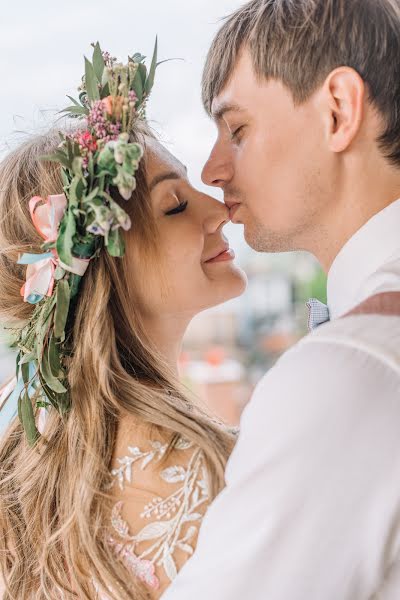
[164,1,400,598]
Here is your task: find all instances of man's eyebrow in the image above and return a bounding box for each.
[149,167,187,192]
[211,102,245,121]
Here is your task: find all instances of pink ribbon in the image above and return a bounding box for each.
[19,194,89,303]
[30,194,67,242]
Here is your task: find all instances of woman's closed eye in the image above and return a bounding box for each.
[165,200,188,216]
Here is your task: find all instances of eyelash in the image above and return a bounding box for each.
[165,200,188,216]
[230,125,245,142]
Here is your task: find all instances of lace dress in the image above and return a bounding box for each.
[95,422,211,599]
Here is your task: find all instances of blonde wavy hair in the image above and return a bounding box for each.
[0,124,235,599]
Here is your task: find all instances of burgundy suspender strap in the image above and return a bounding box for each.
[343,291,400,318]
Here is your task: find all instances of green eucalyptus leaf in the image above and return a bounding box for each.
[60,105,88,117]
[88,154,95,182]
[107,227,125,257]
[37,370,59,409]
[15,351,21,380]
[54,266,66,280]
[69,273,83,299]
[21,362,30,385]
[101,68,109,87]
[72,157,84,178]
[69,175,86,205]
[131,69,143,103]
[17,389,23,424]
[83,186,99,204]
[101,82,110,98]
[66,95,82,107]
[92,42,105,83]
[66,137,73,163]
[56,209,76,266]
[19,390,40,446]
[48,336,63,379]
[84,57,100,102]
[40,347,67,394]
[19,352,36,365]
[41,151,70,169]
[36,400,51,409]
[54,280,71,339]
[131,52,146,63]
[138,63,147,87]
[36,308,49,363]
[145,37,158,95]
[61,168,69,187]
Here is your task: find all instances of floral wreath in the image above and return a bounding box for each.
[2,41,159,445]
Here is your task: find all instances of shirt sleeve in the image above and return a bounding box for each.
[162,339,400,600]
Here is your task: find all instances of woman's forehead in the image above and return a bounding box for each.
[145,138,187,182]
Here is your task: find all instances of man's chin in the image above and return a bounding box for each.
[243,222,294,253]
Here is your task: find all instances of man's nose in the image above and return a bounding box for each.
[201,142,234,189]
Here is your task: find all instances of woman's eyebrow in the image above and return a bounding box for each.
[149,168,187,192]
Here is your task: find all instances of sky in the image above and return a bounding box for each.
[0,0,251,259]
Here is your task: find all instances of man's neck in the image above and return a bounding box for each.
[314,163,400,272]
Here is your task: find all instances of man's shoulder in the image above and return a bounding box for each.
[251,313,400,406]
[233,314,400,481]
[303,312,400,372]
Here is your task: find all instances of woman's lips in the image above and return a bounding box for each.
[205,248,236,263]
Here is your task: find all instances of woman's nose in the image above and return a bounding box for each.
[201,140,234,189]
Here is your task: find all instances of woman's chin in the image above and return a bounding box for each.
[206,268,248,309]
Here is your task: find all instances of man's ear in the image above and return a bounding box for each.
[322,67,365,153]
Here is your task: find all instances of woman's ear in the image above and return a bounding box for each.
[322,66,365,153]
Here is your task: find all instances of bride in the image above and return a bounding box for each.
[0,44,247,599]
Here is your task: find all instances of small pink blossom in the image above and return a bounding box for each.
[108,536,160,590]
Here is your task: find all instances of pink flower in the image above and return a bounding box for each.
[103,95,125,120]
[108,537,160,590]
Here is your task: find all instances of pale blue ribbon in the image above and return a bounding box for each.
[0,360,37,437]
[306,298,330,331]
[17,252,54,264]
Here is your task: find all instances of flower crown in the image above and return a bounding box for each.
[4,41,159,445]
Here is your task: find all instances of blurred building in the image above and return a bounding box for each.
[182,251,327,424]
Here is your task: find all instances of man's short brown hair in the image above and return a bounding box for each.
[202,0,400,164]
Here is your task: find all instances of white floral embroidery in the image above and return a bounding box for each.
[110,440,167,490]
[107,436,210,590]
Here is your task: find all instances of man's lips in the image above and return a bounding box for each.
[228,204,241,220]
[224,200,242,221]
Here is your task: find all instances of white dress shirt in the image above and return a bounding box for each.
[163,199,400,600]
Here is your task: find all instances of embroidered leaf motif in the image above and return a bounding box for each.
[127,445,142,457]
[163,553,178,582]
[181,525,197,543]
[161,465,187,483]
[177,542,193,555]
[183,512,202,522]
[150,440,167,459]
[111,502,131,539]
[174,436,193,450]
[135,520,171,542]
[192,486,199,505]
[141,452,155,470]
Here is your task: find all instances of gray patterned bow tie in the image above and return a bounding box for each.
[306,298,330,331]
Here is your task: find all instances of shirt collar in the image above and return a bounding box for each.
[327,199,400,319]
